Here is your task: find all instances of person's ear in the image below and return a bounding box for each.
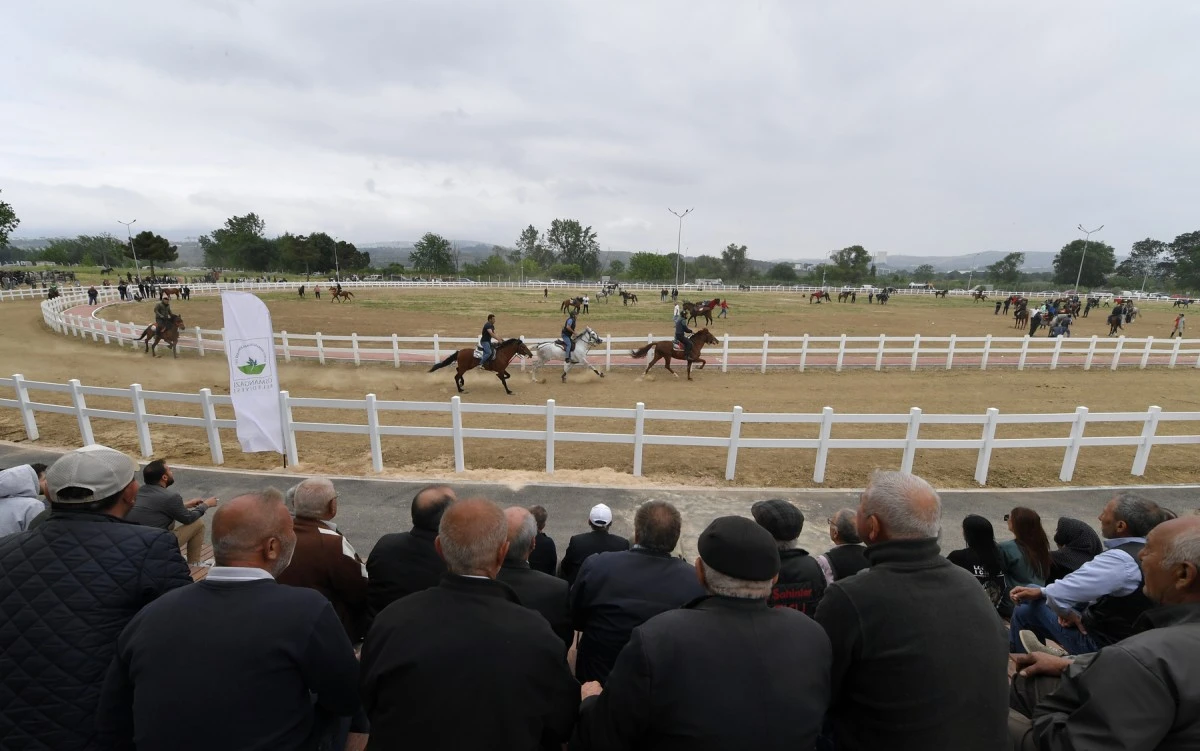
[1178,562,1197,592]
[264,536,280,562]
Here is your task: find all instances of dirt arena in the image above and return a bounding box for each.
[2,290,1197,489]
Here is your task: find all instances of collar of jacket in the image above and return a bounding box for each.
[684,594,771,612]
[410,526,437,541]
[46,510,133,525]
[501,560,531,570]
[779,547,813,559]
[630,546,673,558]
[1135,602,1200,632]
[863,537,942,569]
[439,573,521,604]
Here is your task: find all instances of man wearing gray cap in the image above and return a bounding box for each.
[0,444,192,751]
[752,499,826,616]
[574,515,832,749]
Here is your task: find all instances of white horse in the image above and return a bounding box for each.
[531,327,605,383]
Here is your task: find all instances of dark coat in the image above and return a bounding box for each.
[558,528,630,587]
[814,537,1009,751]
[0,512,192,750]
[570,547,707,684]
[276,517,370,641]
[529,531,558,575]
[498,560,573,646]
[575,595,832,750]
[365,526,445,614]
[361,574,579,750]
[769,547,826,616]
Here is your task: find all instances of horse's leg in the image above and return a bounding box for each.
[664,354,678,378]
[454,367,466,393]
[531,354,541,383]
[696,357,706,370]
[643,351,659,376]
[499,371,513,395]
[581,354,603,378]
[687,359,694,380]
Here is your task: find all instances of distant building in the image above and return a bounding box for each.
[871,251,888,266]
[792,262,814,272]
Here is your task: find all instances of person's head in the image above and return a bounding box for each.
[961,514,997,551]
[211,490,296,576]
[487,314,495,323]
[528,504,548,532]
[695,516,781,600]
[30,462,49,497]
[1007,506,1052,578]
[1139,516,1200,605]
[411,485,456,532]
[46,444,140,516]
[633,500,682,553]
[751,499,804,550]
[828,508,861,545]
[1099,492,1168,540]
[436,498,509,578]
[856,470,941,545]
[142,459,172,488]
[588,503,613,532]
[293,477,337,521]
[503,506,537,563]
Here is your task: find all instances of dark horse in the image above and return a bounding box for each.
[629,328,719,380]
[685,298,721,326]
[135,314,184,358]
[429,337,533,395]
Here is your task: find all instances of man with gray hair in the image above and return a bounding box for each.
[814,470,1009,751]
[497,506,572,646]
[815,507,869,584]
[360,498,579,749]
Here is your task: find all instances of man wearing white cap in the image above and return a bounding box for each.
[559,502,630,587]
[0,444,193,751]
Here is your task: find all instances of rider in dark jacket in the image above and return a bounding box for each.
[153,299,173,332]
[674,316,694,360]
[480,314,498,365]
[562,314,577,362]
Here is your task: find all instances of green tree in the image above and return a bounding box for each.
[767,262,798,281]
[545,219,600,276]
[130,231,178,275]
[549,262,583,280]
[199,213,267,269]
[1116,238,1168,288]
[985,252,1025,287]
[690,255,724,279]
[829,245,871,283]
[1162,231,1200,289]
[0,190,18,248]
[912,263,936,280]
[1052,239,1116,288]
[721,244,749,279]
[515,224,555,270]
[408,232,455,275]
[39,234,126,266]
[606,259,625,278]
[627,252,674,280]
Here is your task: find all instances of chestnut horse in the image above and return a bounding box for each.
[629,328,720,380]
[1013,307,1029,330]
[159,287,182,299]
[331,289,355,302]
[429,337,533,395]
[135,314,184,358]
[685,298,720,326]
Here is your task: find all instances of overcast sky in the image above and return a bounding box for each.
[4,1,1197,258]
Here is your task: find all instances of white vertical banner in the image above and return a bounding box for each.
[221,292,284,454]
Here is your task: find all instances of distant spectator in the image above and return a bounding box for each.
[527,503,558,575]
[0,445,191,750]
[570,500,705,684]
[125,459,217,565]
[366,485,456,614]
[947,514,1012,617]
[0,464,46,537]
[815,507,869,585]
[815,471,1008,751]
[498,506,572,646]
[97,491,361,751]
[559,502,630,587]
[1000,506,1052,590]
[751,498,826,615]
[361,498,579,748]
[1049,516,1103,581]
[276,477,370,642]
[575,515,832,750]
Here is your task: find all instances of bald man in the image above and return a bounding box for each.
[361,498,579,749]
[366,484,456,614]
[1010,515,1200,750]
[97,492,360,751]
[497,506,573,646]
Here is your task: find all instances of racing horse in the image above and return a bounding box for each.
[530,326,605,383]
[158,287,182,300]
[135,314,184,358]
[331,289,355,302]
[629,328,720,381]
[560,296,582,314]
[429,337,532,395]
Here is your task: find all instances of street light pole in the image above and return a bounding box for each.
[117,219,139,277]
[668,207,693,286]
[1074,224,1104,293]
[966,252,981,290]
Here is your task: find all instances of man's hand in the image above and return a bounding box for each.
[1011,652,1072,678]
[1009,586,1043,604]
[580,681,603,700]
[1058,609,1087,634]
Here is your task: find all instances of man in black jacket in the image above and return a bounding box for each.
[570,500,706,684]
[814,470,1009,751]
[361,498,579,749]
[365,484,455,614]
[499,506,573,646]
[752,498,825,615]
[559,502,630,586]
[528,504,558,575]
[97,491,361,751]
[815,507,869,584]
[575,515,832,750]
[0,445,192,751]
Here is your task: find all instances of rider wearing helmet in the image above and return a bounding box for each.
[480,314,498,366]
[674,314,694,360]
[154,298,173,333]
[561,312,577,363]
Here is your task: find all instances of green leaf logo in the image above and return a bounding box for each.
[238,358,266,375]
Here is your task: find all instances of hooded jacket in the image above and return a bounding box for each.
[0,465,44,538]
[1050,517,1103,581]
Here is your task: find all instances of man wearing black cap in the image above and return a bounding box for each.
[752,499,826,615]
[574,515,832,750]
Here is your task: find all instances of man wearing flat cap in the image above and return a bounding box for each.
[752,499,826,616]
[574,515,833,750]
[0,444,192,750]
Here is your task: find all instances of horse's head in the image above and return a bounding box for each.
[515,340,534,358]
[583,327,601,345]
[694,328,719,345]
[171,314,184,326]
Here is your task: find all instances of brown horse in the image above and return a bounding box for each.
[629,328,720,380]
[331,289,355,303]
[159,287,182,300]
[560,297,582,314]
[1013,307,1029,330]
[429,337,533,395]
[686,298,720,326]
[837,291,852,302]
[809,291,831,304]
[934,289,948,298]
[135,314,184,358]
[973,290,988,302]
[1107,313,1124,336]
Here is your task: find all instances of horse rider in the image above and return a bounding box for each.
[675,314,694,361]
[480,313,498,366]
[154,298,174,333]
[561,311,578,363]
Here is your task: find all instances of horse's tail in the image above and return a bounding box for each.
[134,326,151,342]
[630,343,653,359]
[429,351,458,372]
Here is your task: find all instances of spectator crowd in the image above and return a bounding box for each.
[1,444,1198,750]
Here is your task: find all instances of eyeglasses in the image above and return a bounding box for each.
[1003,513,1010,522]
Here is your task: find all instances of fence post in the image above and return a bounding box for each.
[901,407,922,473]
[1110,336,1125,370]
[365,393,383,472]
[68,378,94,446]
[1018,336,1030,370]
[1130,405,1162,476]
[101,319,111,345]
[946,334,957,369]
[910,334,921,371]
[190,326,204,356]
[1168,337,1182,368]
[352,333,361,366]
[1059,406,1090,481]
[760,334,769,373]
[980,335,992,370]
[392,334,400,368]
[874,334,886,371]
[450,396,465,472]
[813,406,835,483]
[605,334,612,372]
[1050,335,1064,370]
[724,406,743,480]
[11,373,39,440]
[90,317,99,342]
[199,387,224,465]
[632,402,645,476]
[1139,336,1154,369]
[1084,335,1097,370]
[433,333,441,364]
[281,331,291,362]
[316,332,325,365]
[974,408,999,485]
[835,334,846,372]
[545,399,556,474]
[722,333,729,373]
[279,390,299,466]
[798,334,809,372]
[129,383,153,457]
[221,328,228,357]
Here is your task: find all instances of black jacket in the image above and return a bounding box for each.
[570,547,706,684]
[365,526,445,614]
[361,574,579,750]
[498,560,573,646]
[529,531,558,575]
[0,512,192,750]
[824,543,869,580]
[97,578,360,751]
[770,547,826,616]
[575,595,832,750]
[814,537,1009,751]
[559,528,630,587]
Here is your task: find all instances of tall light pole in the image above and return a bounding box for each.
[118,219,139,276]
[668,207,693,286]
[966,252,982,290]
[1074,224,1104,293]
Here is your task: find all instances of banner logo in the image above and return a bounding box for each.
[233,341,270,377]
